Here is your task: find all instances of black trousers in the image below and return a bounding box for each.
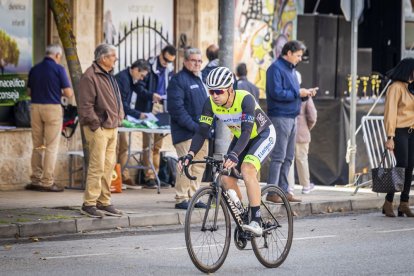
[386,128,414,202]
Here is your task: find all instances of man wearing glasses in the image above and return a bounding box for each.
[138,45,176,189]
[167,47,209,209]
[178,66,276,236]
[78,43,124,218]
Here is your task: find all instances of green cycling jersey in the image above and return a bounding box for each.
[189,90,272,156]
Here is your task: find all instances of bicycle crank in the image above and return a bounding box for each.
[233,227,248,250]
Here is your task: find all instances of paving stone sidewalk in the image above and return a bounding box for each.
[0,184,407,240]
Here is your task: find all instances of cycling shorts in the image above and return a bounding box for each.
[227,124,276,173]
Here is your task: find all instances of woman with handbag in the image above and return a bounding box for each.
[383,58,414,217]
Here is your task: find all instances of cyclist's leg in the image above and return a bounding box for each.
[221,137,243,200]
[241,126,276,235]
[242,125,276,203]
[240,162,260,206]
[243,125,276,183]
[240,161,262,235]
[220,175,240,198]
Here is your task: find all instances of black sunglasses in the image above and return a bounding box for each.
[163,54,174,63]
[209,89,227,96]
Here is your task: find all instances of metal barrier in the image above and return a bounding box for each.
[352,116,395,194]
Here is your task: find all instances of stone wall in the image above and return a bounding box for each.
[0,129,32,190]
[0,127,175,191]
[175,0,218,68]
[196,0,219,66]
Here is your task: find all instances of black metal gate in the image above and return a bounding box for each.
[106,17,172,72]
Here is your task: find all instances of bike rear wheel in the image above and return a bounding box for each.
[251,185,293,268]
[185,186,231,273]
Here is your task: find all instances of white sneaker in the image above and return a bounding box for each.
[302,183,315,194]
[242,221,263,237]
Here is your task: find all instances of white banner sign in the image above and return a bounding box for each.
[0,0,32,106]
[0,0,32,74]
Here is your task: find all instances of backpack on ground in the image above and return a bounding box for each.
[158,153,178,187]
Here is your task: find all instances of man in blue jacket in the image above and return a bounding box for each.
[115,59,153,188]
[266,40,317,203]
[167,47,209,209]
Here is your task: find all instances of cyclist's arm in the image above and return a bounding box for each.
[231,95,255,156]
[188,99,214,156]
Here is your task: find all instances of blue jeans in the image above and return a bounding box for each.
[267,117,297,193]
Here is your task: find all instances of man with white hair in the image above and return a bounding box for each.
[26,44,73,192]
[167,47,209,209]
[78,43,125,218]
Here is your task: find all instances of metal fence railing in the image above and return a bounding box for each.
[106,17,171,73]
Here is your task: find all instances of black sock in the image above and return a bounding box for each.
[250,206,261,223]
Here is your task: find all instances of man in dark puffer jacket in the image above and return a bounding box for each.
[167,47,209,209]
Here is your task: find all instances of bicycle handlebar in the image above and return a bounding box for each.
[182,156,243,180]
[183,165,197,180]
[183,157,222,180]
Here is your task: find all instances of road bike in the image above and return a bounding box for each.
[183,156,293,273]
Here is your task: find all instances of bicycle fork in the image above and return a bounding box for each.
[200,187,222,232]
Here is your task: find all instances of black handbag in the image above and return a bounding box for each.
[13,100,31,127]
[371,150,405,193]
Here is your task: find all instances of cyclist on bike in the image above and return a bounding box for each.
[178,66,276,236]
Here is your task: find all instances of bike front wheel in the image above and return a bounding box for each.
[251,185,293,268]
[185,186,231,273]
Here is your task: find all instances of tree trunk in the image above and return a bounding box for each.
[215,0,234,155]
[48,0,90,169]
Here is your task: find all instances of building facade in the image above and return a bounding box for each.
[0,0,219,190]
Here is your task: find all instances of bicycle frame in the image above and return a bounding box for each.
[185,158,248,232]
[184,157,281,234]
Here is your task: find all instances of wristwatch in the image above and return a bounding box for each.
[387,136,394,140]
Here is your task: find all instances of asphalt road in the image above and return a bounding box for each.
[1,212,414,275]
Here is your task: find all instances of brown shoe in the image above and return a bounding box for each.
[81,204,104,218]
[25,183,64,192]
[398,201,414,217]
[266,194,283,203]
[42,184,64,192]
[123,178,135,186]
[382,200,396,217]
[25,183,42,191]
[96,203,123,217]
[287,193,302,202]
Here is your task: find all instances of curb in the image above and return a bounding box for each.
[0,198,387,240]
[0,211,187,239]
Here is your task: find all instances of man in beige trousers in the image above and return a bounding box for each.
[26,44,73,192]
[78,43,125,218]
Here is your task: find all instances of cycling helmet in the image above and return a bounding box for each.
[206,67,234,89]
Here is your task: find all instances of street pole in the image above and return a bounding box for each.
[349,0,358,184]
[215,0,234,155]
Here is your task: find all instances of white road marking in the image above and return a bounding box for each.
[376,228,414,233]
[168,244,225,250]
[293,235,337,241]
[167,235,337,250]
[44,253,111,259]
